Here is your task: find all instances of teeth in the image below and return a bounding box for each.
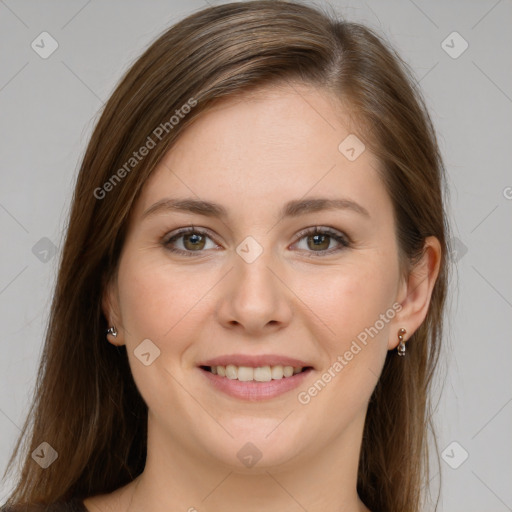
[254,366,272,381]
[226,364,238,380]
[283,366,294,378]
[208,364,304,381]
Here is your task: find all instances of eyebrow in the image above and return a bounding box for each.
[142,196,370,221]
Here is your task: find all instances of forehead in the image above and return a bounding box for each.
[133,83,389,222]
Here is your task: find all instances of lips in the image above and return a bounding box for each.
[199,364,313,400]
[196,353,315,400]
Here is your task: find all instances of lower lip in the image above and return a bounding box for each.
[199,367,313,401]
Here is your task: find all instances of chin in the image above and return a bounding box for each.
[203,420,306,471]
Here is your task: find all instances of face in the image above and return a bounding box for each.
[105,83,409,471]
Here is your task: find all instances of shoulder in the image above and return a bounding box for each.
[0,497,87,512]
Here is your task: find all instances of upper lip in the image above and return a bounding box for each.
[198,354,313,369]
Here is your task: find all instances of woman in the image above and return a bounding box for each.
[1,1,450,511]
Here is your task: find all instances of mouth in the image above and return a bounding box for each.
[197,362,314,401]
[199,364,313,382]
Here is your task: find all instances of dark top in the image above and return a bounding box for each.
[0,497,87,512]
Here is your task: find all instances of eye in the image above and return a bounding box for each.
[162,225,351,258]
[162,226,219,257]
[291,226,350,257]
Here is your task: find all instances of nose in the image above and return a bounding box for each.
[215,247,293,336]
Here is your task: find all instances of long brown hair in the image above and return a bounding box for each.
[2,2,451,511]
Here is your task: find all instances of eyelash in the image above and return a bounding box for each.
[162,226,351,258]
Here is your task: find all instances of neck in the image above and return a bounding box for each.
[121,410,371,512]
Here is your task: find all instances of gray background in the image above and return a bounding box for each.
[1,1,511,510]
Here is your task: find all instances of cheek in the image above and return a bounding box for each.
[302,265,396,334]
[294,265,397,426]
[116,253,210,348]
[115,254,210,412]
[294,254,398,377]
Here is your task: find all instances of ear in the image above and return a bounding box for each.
[389,236,442,350]
[102,274,125,346]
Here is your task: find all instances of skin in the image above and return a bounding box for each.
[85,83,441,512]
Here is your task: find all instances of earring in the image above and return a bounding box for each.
[397,328,407,356]
[106,326,118,338]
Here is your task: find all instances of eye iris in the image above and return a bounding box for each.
[307,233,330,251]
[184,232,205,251]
